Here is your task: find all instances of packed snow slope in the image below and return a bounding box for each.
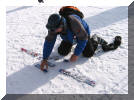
[6,6,128,94]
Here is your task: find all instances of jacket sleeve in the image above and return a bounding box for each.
[68,15,88,40]
[68,15,89,56]
[43,31,57,60]
[74,39,88,56]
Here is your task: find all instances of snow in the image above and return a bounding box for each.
[5,0,133,6]
[6,6,128,94]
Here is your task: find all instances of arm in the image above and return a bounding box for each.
[69,15,89,56]
[68,15,89,40]
[69,39,87,62]
[43,31,57,60]
[43,38,56,60]
[74,39,88,56]
[41,31,57,71]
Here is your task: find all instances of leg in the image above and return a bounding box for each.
[82,36,98,58]
[92,34,108,45]
[102,36,122,51]
[58,41,73,56]
[92,34,122,51]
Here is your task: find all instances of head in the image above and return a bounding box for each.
[46,14,66,33]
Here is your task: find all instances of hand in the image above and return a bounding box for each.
[70,54,78,62]
[40,59,48,71]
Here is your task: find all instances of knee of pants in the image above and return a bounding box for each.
[91,38,98,51]
[82,49,94,58]
[58,41,72,56]
[82,39,97,58]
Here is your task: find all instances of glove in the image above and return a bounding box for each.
[70,54,78,62]
[40,59,48,71]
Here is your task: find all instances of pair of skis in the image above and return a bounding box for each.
[21,48,61,61]
[21,48,56,67]
[21,48,96,87]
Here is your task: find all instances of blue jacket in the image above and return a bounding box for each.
[43,14,91,60]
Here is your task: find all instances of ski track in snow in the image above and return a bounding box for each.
[6,6,128,94]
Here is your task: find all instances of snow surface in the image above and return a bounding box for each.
[6,6,128,94]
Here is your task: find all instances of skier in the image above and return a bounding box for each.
[38,0,44,3]
[40,6,121,71]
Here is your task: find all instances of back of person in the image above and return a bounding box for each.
[59,14,90,44]
[59,6,90,35]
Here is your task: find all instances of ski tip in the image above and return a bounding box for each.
[85,80,96,87]
[21,48,24,51]
[91,81,96,87]
[21,48,27,52]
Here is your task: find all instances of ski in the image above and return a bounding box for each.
[34,63,48,72]
[21,48,61,61]
[59,69,96,87]
[21,48,42,60]
[21,48,56,67]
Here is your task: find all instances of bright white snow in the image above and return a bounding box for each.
[6,6,128,94]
